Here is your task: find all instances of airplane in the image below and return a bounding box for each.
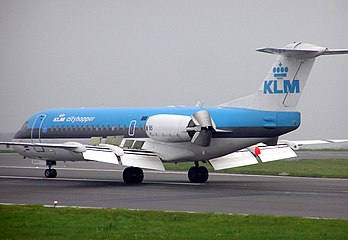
[1,42,348,184]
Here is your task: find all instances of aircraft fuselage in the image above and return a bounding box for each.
[13,107,300,162]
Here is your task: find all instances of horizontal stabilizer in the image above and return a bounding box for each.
[322,49,348,55]
[257,47,320,58]
[257,43,348,59]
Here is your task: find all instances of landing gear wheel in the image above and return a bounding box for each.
[44,169,57,178]
[198,166,208,183]
[188,166,209,183]
[51,169,57,178]
[44,160,57,178]
[123,167,144,184]
[44,169,50,178]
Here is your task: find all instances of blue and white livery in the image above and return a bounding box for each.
[2,42,348,184]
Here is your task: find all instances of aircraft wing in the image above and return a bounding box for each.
[0,141,84,150]
[209,138,348,170]
[279,139,348,150]
[0,141,165,171]
[209,145,296,170]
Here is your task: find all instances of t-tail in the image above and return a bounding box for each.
[221,42,348,111]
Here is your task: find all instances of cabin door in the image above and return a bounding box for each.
[31,114,47,152]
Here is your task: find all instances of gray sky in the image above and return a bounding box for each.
[0,0,347,140]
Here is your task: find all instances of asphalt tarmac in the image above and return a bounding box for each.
[0,153,347,219]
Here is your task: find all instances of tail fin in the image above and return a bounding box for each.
[220,42,348,111]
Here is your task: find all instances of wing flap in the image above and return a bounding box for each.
[258,145,297,162]
[74,144,164,170]
[121,153,164,171]
[209,150,258,170]
[209,145,296,170]
[82,149,119,164]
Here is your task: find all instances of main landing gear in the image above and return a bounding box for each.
[188,162,209,183]
[44,160,57,178]
[123,167,144,184]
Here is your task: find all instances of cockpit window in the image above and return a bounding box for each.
[21,121,28,130]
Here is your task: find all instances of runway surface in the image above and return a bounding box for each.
[0,153,347,219]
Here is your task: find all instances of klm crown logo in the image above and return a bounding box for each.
[263,63,300,94]
[273,63,288,78]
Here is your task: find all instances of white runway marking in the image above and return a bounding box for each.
[0,175,200,186]
[1,165,348,181]
[0,165,123,172]
[0,175,114,182]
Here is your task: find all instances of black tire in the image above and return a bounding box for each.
[123,167,144,184]
[123,167,133,184]
[51,169,57,178]
[188,166,209,183]
[188,166,199,183]
[134,167,144,183]
[198,166,209,183]
[45,169,57,178]
[44,169,51,178]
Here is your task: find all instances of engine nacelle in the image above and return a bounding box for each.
[145,114,192,142]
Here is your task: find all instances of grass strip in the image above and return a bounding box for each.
[1,205,347,240]
[0,149,16,153]
[165,159,348,178]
